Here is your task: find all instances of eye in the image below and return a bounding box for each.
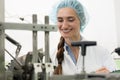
[57,17,63,22]
[68,17,75,22]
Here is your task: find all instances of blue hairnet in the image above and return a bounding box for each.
[50,0,89,32]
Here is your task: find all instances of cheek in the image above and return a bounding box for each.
[57,25,61,30]
[73,25,80,35]
[76,27,80,34]
[73,23,80,30]
[77,26,80,31]
[75,22,80,31]
[57,23,62,29]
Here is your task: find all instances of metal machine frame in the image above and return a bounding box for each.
[0,14,57,80]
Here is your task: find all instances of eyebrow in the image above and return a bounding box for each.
[57,16,75,19]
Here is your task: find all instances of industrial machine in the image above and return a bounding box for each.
[0,14,120,80]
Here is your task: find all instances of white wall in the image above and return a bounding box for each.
[80,0,118,52]
[114,0,120,47]
[4,0,119,59]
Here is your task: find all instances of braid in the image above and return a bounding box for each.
[54,36,65,75]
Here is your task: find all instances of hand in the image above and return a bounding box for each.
[95,67,110,74]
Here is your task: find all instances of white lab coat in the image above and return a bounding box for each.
[50,38,117,75]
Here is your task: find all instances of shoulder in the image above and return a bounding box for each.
[92,45,108,52]
[87,45,110,55]
[81,36,110,55]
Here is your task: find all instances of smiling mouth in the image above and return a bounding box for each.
[62,29,72,33]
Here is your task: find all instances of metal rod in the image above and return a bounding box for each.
[0,22,57,31]
[0,29,5,80]
[32,14,38,63]
[44,16,50,63]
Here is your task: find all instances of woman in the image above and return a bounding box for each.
[50,0,116,75]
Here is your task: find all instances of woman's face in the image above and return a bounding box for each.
[57,7,81,41]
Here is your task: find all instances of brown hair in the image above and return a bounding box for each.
[54,36,65,75]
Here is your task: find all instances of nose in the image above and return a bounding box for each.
[62,21,69,29]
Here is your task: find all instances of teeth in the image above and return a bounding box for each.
[62,29,71,33]
[62,28,72,33]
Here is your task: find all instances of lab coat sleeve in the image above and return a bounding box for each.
[97,46,117,72]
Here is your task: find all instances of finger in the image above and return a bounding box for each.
[96,67,110,73]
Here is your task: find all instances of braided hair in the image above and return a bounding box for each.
[54,36,65,74]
